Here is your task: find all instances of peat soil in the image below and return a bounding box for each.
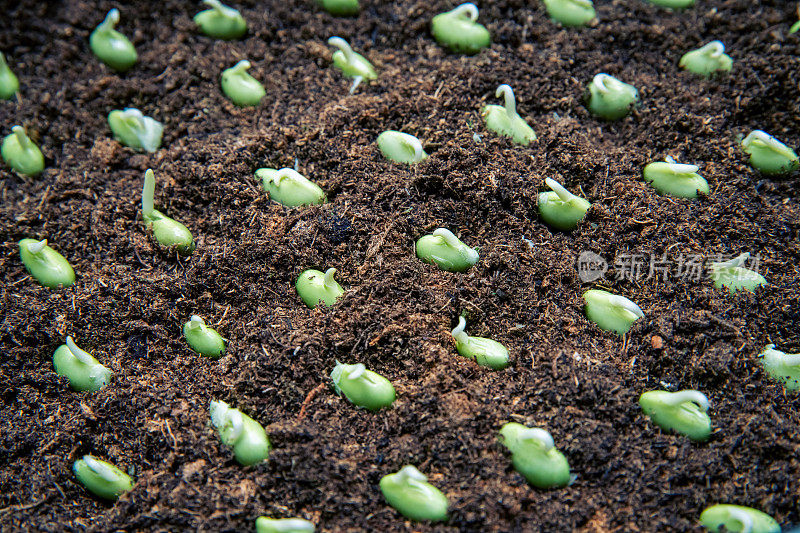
[1,0,800,531]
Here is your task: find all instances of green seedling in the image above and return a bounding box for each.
[451,316,509,370]
[792,6,800,33]
[584,73,638,121]
[318,0,359,16]
[18,238,75,288]
[679,41,732,77]
[90,9,137,71]
[194,0,247,40]
[499,423,570,489]
[141,169,195,255]
[328,36,376,94]
[331,361,396,410]
[538,178,591,230]
[543,0,596,27]
[639,389,710,441]
[709,253,766,293]
[209,400,270,466]
[431,3,490,54]
[256,517,316,533]
[0,52,20,99]
[642,156,709,198]
[760,344,800,391]
[183,315,225,358]
[256,167,326,207]
[221,60,265,106]
[415,228,479,273]
[296,268,344,308]
[380,465,449,522]
[700,504,780,533]
[2,126,44,176]
[73,455,133,500]
[741,130,799,175]
[481,84,536,145]
[644,0,694,8]
[53,336,112,392]
[583,289,643,335]
[377,131,428,164]
[108,108,163,153]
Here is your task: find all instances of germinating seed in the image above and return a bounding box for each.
[380,465,449,522]
[499,423,571,489]
[328,36,376,94]
[0,52,19,99]
[295,268,344,308]
[481,84,537,145]
[18,238,75,288]
[209,400,271,466]
[431,3,490,55]
[194,0,247,40]
[141,169,195,255]
[108,108,163,153]
[2,126,44,176]
[415,228,479,273]
[90,9,137,71]
[450,316,510,370]
[376,130,428,164]
[330,361,396,411]
[639,389,711,442]
[584,73,638,121]
[537,178,591,230]
[583,289,644,335]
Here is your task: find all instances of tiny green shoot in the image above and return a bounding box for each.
[376,130,428,164]
[584,73,638,121]
[498,423,571,489]
[583,289,644,335]
[318,0,360,16]
[330,361,396,410]
[380,465,449,522]
[451,316,510,370]
[760,344,800,391]
[183,315,226,359]
[699,504,780,533]
[256,167,327,207]
[543,0,596,27]
[644,0,694,8]
[481,84,537,145]
[18,238,75,288]
[2,125,44,176]
[53,336,112,392]
[108,108,163,153]
[296,268,344,308]
[209,400,271,466]
[221,60,265,106]
[709,253,766,293]
[0,52,20,99]
[415,228,479,273]
[141,169,195,255]
[642,156,709,198]
[792,6,800,33]
[90,9,137,72]
[256,517,316,533]
[538,178,591,230]
[639,389,711,441]
[741,130,799,175]
[679,41,732,77]
[73,455,133,500]
[328,36,376,94]
[194,0,247,40]
[430,3,491,55]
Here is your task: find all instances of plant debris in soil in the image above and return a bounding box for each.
[1,0,799,531]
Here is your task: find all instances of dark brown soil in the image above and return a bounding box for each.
[2,0,799,531]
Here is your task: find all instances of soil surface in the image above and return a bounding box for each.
[1,0,799,531]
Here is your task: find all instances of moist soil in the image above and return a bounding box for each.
[1,0,799,531]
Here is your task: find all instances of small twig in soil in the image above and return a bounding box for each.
[297,383,326,421]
